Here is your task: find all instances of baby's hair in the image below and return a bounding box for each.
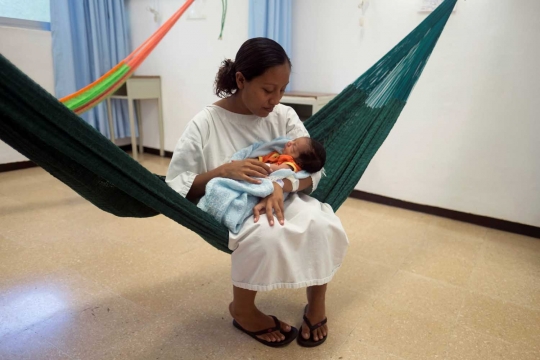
[296,138,326,173]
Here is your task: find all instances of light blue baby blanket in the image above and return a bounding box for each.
[197,137,311,234]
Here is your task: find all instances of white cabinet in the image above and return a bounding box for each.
[280,92,336,121]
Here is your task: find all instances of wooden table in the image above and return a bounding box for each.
[106,76,164,161]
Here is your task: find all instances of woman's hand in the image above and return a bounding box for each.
[253,182,285,226]
[220,159,270,184]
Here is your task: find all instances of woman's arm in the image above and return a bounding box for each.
[186,167,225,201]
[282,177,312,193]
[187,159,271,201]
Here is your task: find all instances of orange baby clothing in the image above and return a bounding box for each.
[258,151,301,172]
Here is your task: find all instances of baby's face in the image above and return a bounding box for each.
[283,137,310,159]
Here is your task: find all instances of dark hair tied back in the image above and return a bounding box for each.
[215,59,236,98]
[214,37,291,98]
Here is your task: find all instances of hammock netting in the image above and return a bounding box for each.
[0,0,457,254]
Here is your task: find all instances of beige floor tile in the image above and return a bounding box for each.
[444,325,540,360]
[468,257,540,310]
[0,234,24,260]
[5,183,85,210]
[332,257,396,298]
[0,167,55,194]
[334,338,406,360]
[31,293,154,359]
[84,281,236,359]
[0,202,86,247]
[101,214,205,258]
[371,270,467,324]
[91,245,232,314]
[352,217,427,269]
[67,235,179,291]
[466,230,540,309]
[85,315,197,360]
[458,292,540,351]
[400,234,483,286]
[0,329,71,360]
[348,301,453,360]
[0,268,109,340]
[378,204,435,224]
[484,228,540,253]
[336,198,389,220]
[0,238,77,289]
[337,197,388,224]
[481,229,540,276]
[426,217,488,242]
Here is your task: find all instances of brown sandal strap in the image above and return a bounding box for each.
[303,315,328,332]
[251,315,281,336]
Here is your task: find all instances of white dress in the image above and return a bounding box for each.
[166,104,349,291]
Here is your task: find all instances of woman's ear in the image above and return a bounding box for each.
[236,72,246,90]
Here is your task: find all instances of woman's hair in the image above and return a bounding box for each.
[296,138,326,174]
[214,37,291,98]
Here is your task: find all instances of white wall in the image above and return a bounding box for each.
[292,0,540,227]
[0,26,55,164]
[126,0,249,151]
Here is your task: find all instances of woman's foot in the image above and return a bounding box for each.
[229,302,292,343]
[300,303,328,342]
[301,284,328,343]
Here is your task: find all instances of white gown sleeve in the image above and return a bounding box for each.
[284,106,323,194]
[166,121,207,198]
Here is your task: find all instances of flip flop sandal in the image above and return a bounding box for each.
[233,315,298,348]
[297,305,328,347]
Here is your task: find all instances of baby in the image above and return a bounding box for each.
[257,137,326,174]
[196,137,326,233]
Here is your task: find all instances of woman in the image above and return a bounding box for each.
[166,38,348,348]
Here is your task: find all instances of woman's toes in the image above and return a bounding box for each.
[302,325,310,339]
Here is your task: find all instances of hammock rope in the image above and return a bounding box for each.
[0,0,457,254]
[60,0,196,115]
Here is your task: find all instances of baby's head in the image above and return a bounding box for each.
[283,137,326,173]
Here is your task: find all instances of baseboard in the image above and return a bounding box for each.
[0,160,38,172]
[118,145,174,158]
[350,190,540,239]
[2,150,538,240]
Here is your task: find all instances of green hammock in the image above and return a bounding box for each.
[0,0,457,254]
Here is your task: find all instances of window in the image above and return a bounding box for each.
[0,0,50,30]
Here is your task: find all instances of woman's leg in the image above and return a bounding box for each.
[229,286,292,343]
[301,284,329,341]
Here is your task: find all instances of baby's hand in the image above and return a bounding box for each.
[268,164,281,172]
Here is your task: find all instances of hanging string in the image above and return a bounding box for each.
[218,0,228,40]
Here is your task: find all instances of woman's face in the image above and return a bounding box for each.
[236,63,290,117]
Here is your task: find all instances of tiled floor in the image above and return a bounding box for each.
[1,154,539,360]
